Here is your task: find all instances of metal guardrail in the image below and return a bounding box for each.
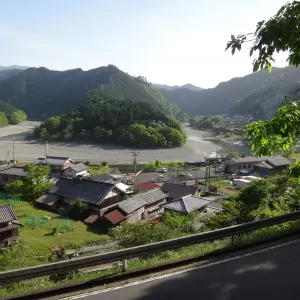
[1,209,300,284]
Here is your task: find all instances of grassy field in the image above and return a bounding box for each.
[7,200,109,253]
[87,165,110,175]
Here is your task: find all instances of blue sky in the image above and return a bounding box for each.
[0,0,289,88]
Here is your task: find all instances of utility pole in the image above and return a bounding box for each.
[45,141,49,164]
[132,151,139,174]
[12,134,15,165]
[6,150,10,165]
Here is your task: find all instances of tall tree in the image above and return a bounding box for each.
[225,1,300,155]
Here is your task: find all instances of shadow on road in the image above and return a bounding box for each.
[118,241,300,300]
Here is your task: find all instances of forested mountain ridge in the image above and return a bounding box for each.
[34,98,186,148]
[0,69,23,81]
[153,83,203,91]
[0,101,27,127]
[0,65,185,120]
[157,67,300,118]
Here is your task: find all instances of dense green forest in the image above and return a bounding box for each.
[0,65,186,120]
[0,101,27,127]
[34,98,186,148]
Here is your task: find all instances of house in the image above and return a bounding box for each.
[115,182,133,195]
[103,188,166,225]
[184,159,206,167]
[63,163,89,178]
[89,173,116,184]
[162,195,210,214]
[136,181,160,191]
[160,183,199,201]
[0,204,22,248]
[224,155,291,174]
[254,156,292,176]
[205,152,227,165]
[36,177,121,215]
[162,195,223,215]
[35,156,75,178]
[109,167,123,180]
[0,166,27,188]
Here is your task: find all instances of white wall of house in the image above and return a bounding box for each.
[104,189,119,200]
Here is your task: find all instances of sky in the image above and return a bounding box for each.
[0,0,290,88]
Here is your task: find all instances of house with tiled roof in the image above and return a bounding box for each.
[103,188,166,225]
[63,163,89,178]
[0,166,27,188]
[136,181,160,191]
[160,183,199,201]
[0,204,22,248]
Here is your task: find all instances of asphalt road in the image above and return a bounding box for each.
[67,239,300,300]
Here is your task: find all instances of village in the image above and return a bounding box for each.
[0,151,293,258]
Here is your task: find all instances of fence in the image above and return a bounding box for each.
[1,210,300,298]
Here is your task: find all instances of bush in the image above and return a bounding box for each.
[85,161,90,166]
[101,161,108,166]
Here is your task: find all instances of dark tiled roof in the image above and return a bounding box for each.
[267,157,292,167]
[0,204,17,223]
[48,177,114,205]
[89,173,114,182]
[109,167,122,176]
[141,188,166,205]
[162,195,209,213]
[35,156,73,166]
[0,222,22,232]
[207,201,223,210]
[230,155,287,164]
[84,215,99,224]
[118,189,166,215]
[70,163,88,172]
[161,183,198,199]
[137,181,160,191]
[255,162,274,169]
[0,166,27,176]
[104,210,126,225]
[118,195,147,215]
[0,165,11,172]
[36,194,59,206]
[170,175,182,185]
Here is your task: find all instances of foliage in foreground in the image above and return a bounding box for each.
[143,160,184,172]
[34,99,186,148]
[109,212,199,247]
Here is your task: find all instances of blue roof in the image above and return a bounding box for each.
[255,169,269,178]
[240,169,251,174]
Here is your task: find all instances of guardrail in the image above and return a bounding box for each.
[1,209,300,285]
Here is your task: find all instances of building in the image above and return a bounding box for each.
[224,155,291,174]
[162,195,223,215]
[36,177,121,214]
[63,163,89,178]
[160,183,199,201]
[104,188,166,225]
[184,159,206,167]
[0,204,22,248]
[109,167,123,180]
[0,166,27,188]
[254,156,292,176]
[136,181,160,191]
[88,173,120,184]
[35,156,74,178]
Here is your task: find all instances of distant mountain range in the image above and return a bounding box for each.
[0,65,29,71]
[0,65,185,120]
[152,83,203,91]
[156,67,300,119]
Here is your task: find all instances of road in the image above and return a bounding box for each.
[65,239,300,300]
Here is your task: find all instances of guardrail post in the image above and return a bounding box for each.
[122,259,127,272]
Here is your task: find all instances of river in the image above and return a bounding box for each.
[0,122,250,164]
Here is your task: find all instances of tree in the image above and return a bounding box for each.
[5,164,52,202]
[225,1,300,155]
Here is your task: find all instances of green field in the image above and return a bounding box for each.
[6,200,109,254]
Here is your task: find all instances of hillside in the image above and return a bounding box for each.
[153,83,203,91]
[0,66,29,71]
[0,65,185,120]
[230,67,300,119]
[34,99,186,148]
[0,69,23,81]
[0,101,27,127]
[157,67,292,117]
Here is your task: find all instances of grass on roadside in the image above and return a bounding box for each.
[2,219,300,297]
[88,165,110,175]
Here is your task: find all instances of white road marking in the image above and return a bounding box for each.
[61,237,300,299]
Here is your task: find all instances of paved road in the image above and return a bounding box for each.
[68,239,300,300]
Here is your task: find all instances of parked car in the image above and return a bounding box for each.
[185,173,193,178]
[161,168,168,173]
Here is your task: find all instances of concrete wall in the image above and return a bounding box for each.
[0,174,25,187]
[143,199,166,221]
[63,168,89,178]
[126,207,145,223]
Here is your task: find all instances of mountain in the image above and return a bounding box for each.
[0,69,23,81]
[0,65,29,71]
[34,99,186,148]
[157,67,298,118]
[0,65,185,120]
[153,83,203,91]
[230,67,300,119]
